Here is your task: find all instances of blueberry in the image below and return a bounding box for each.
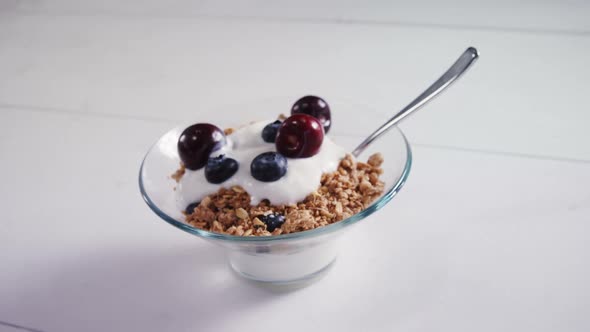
[250,152,288,182]
[205,155,239,184]
[185,202,200,214]
[259,213,286,232]
[261,120,282,143]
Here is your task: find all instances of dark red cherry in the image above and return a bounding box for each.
[275,114,324,158]
[178,123,225,170]
[291,95,331,133]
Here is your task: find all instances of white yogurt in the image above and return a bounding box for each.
[176,120,347,209]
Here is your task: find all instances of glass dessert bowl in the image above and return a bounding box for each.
[139,98,412,285]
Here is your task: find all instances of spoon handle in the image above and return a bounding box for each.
[352,47,479,157]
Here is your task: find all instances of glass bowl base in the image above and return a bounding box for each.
[230,256,337,290]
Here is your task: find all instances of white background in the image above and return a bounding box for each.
[0,1,589,331]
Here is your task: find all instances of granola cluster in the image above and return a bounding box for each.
[184,153,385,236]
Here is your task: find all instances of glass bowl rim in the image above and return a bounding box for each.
[139,126,412,243]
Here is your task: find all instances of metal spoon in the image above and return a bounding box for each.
[352,47,479,157]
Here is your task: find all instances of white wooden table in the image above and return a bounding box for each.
[1,1,589,331]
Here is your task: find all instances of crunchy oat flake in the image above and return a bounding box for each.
[171,163,186,183]
[184,153,385,236]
